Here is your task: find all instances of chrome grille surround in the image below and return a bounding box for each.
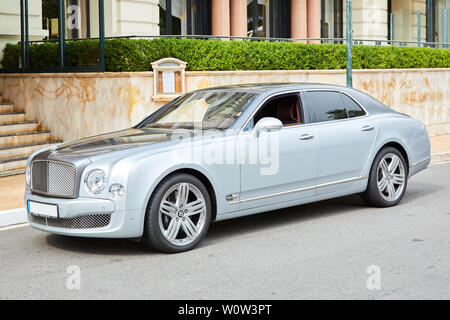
[29,213,111,229]
[31,160,76,198]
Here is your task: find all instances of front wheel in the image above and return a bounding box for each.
[361,147,408,207]
[143,174,211,253]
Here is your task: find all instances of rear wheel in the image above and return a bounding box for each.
[361,147,408,207]
[143,174,211,253]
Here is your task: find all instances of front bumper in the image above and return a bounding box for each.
[25,188,144,238]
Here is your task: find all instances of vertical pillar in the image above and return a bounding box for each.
[212,0,230,38]
[307,0,321,43]
[444,8,448,47]
[24,0,29,69]
[20,0,25,71]
[346,0,352,88]
[426,0,435,44]
[389,12,394,42]
[291,0,307,40]
[231,0,247,38]
[99,0,105,72]
[58,0,65,72]
[417,11,421,47]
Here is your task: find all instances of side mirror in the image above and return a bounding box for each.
[254,117,283,137]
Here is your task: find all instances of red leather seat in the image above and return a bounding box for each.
[277,102,300,125]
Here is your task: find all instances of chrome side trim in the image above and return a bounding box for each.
[236,176,368,204]
[316,176,369,188]
[410,156,431,168]
[239,185,316,204]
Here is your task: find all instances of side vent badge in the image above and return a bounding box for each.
[226,193,239,204]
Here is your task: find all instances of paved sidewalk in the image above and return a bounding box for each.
[430,134,450,164]
[0,174,25,211]
[1,134,449,214]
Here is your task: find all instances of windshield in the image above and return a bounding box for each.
[138,90,257,130]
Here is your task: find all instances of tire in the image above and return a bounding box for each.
[361,146,408,207]
[143,173,212,253]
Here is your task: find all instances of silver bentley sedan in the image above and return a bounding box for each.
[25,83,431,253]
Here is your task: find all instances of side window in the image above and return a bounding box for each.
[253,94,303,127]
[341,93,366,118]
[306,91,347,123]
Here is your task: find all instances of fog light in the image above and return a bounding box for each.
[109,184,125,198]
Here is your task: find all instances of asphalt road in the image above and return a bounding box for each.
[1,162,449,300]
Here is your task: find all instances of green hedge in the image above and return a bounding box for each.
[2,38,450,71]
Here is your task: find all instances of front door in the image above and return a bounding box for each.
[238,93,319,210]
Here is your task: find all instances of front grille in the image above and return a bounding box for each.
[31,160,76,198]
[29,213,111,229]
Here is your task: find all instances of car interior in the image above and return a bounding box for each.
[253,94,303,127]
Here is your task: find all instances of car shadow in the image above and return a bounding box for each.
[45,194,367,255]
[44,181,441,255]
[402,181,442,203]
[45,234,152,255]
[203,194,367,246]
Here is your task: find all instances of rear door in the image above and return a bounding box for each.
[303,90,378,195]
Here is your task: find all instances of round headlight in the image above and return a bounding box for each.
[84,169,107,194]
[109,184,126,199]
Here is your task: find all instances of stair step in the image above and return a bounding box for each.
[0,156,27,172]
[0,168,25,178]
[0,112,26,124]
[0,103,14,113]
[0,131,51,146]
[0,121,38,135]
[0,140,62,161]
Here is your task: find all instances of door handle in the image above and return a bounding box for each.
[361,125,374,132]
[299,134,314,140]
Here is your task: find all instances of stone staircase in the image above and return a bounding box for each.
[0,94,62,177]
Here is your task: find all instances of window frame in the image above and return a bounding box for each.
[239,89,370,134]
[303,89,368,125]
[242,91,307,132]
[159,0,211,36]
[339,91,367,118]
[304,90,348,123]
[251,92,305,128]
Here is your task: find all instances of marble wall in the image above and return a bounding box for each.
[0,68,448,142]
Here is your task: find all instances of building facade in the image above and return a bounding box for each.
[0,0,449,65]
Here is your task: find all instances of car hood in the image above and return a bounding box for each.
[52,128,184,160]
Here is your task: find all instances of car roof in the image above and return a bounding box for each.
[198,82,398,115]
[197,82,348,93]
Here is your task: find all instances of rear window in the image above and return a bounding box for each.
[306,91,347,123]
[341,93,366,118]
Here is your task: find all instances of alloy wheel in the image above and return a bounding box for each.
[377,153,406,202]
[158,182,207,246]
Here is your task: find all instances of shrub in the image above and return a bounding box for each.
[2,38,450,71]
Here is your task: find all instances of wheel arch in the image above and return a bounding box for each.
[371,140,410,175]
[380,141,409,170]
[145,167,218,223]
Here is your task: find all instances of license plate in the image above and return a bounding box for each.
[27,201,58,218]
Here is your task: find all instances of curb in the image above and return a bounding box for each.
[0,208,27,228]
[431,151,450,164]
